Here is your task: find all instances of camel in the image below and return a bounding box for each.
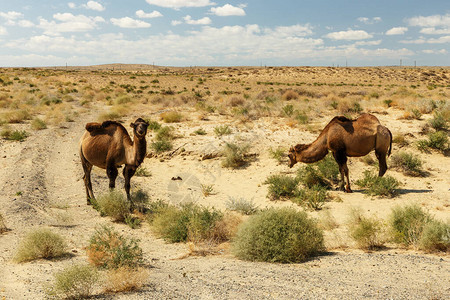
[80,118,149,206]
[288,113,392,193]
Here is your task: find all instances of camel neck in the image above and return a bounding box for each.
[298,135,328,163]
[129,135,147,166]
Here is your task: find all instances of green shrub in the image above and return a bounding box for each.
[419,220,450,252]
[355,171,400,197]
[214,125,232,136]
[155,126,175,141]
[389,204,432,246]
[264,174,299,200]
[15,228,67,262]
[147,120,161,131]
[293,185,329,211]
[45,264,99,299]
[390,152,424,176]
[232,208,325,263]
[152,203,223,243]
[87,225,143,269]
[348,208,385,250]
[315,154,340,184]
[95,190,130,222]
[31,118,47,130]
[297,165,331,189]
[268,147,286,163]
[225,197,259,215]
[150,139,173,153]
[1,129,28,141]
[194,128,207,135]
[428,112,447,131]
[295,111,309,124]
[134,166,151,177]
[418,131,449,152]
[221,142,251,168]
[282,104,295,117]
[296,154,339,189]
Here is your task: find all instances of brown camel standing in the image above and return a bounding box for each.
[288,113,392,193]
[80,118,149,205]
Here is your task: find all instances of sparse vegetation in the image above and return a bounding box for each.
[31,117,47,130]
[389,204,432,247]
[214,124,232,136]
[355,170,400,197]
[390,152,425,176]
[94,190,130,222]
[151,202,224,243]
[348,208,386,250]
[419,220,450,252]
[225,197,259,215]
[160,111,183,123]
[201,184,215,197]
[418,131,449,152]
[134,166,151,177]
[15,228,67,262]
[293,184,329,211]
[264,174,299,200]
[269,147,286,163]
[232,208,325,263]
[87,225,143,269]
[103,267,149,293]
[1,128,28,141]
[0,212,7,233]
[45,264,99,299]
[221,142,251,168]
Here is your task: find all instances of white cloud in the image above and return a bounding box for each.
[171,20,182,26]
[400,35,450,44]
[82,1,105,12]
[37,13,105,35]
[355,40,382,46]
[325,29,372,40]
[386,27,408,35]
[407,13,450,27]
[210,4,246,16]
[110,17,151,28]
[422,49,447,54]
[0,11,24,20]
[136,10,163,19]
[145,0,215,9]
[0,26,7,35]
[357,17,382,24]
[264,24,313,37]
[68,2,76,9]
[420,27,450,35]
[183,15,211,25]
[18,20,34,28]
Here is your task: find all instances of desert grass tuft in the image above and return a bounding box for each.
[214,124,232,136]
[103,267,149,293]
[87,225,143,269]
[221,142,251,168]
[293,184,330,211]
[0,212,7,233]
[160,111,183,123]
[347,208,386,250]
[232,208,325,263]
[225,197,259,215]
[355,170,400,197]
[94,190,130,222]
[15,228,67,262]
[419,220,450,252]
[389,204,432,247]
[390,152,425,176]
[31,117,47,130]
[45,264,99,299]
[417,131,449,153]
[264,174,299,200]
[134,166,151,177]
[268,147,286,163]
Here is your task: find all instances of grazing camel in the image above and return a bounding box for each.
[288,113,392,193]
[80,118,149,205]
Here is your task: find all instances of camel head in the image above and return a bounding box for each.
[288,144,309,168]
[131,118,149,138]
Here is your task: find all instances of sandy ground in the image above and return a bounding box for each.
[0,68,449,299]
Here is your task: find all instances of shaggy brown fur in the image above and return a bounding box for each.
[288,113,392,192]
[80,118,149,205]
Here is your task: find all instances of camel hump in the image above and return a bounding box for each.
[85,120,121,132]
[332,116,352,123]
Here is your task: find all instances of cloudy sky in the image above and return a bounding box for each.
[0,0,449,67]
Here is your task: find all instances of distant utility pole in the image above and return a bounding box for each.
[346,60,348,67]
[400,59,402,67]
[414,60,417,68]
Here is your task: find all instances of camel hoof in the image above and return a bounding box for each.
[345,188,353,193]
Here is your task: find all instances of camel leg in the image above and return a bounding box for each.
[376,150,388,177]
[106,161,118,190]
[81,154,94,204]
[123,165,136,208]
[333,151,352,193]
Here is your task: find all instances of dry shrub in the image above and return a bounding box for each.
[225,96,244,107]
[2,109,31,123]
[160,111,183,123]
[210,212,243,243]
[15,228,67,262]
[45,264,99,299]
[0,212,7,233]
[87,225,143,269]
[348,208,386,250]
[282,90,299,101]
[94,190,130,222]
[104,267,149,293]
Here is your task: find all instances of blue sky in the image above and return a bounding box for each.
[0,0,449,67]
